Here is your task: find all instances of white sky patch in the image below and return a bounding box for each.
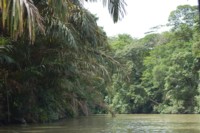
[84,0,198,38]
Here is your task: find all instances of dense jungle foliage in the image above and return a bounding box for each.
[0,0,125,123]
[0,1,200,124]
[107,5,200,114]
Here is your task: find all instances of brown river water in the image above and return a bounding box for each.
[0,114,200,133]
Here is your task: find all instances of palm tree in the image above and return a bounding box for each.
[0,0,126,43]
[0,0,120,122]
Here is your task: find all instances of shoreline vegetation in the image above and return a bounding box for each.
[1,1,200,124]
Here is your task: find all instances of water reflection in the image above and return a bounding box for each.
[1,114,200,133]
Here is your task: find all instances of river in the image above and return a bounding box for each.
[1,114,200,133]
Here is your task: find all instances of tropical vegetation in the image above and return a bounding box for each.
[0,0,125,123]
[107,4,200,114]
[0,0,200,124]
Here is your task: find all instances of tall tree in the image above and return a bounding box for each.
[168,5,198,31]
[0,0,121,122]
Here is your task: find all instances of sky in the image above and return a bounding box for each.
[84,0,198,38]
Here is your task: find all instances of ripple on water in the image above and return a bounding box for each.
[1,114,200,133]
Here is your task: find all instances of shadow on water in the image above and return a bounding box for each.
[1,114,200,133]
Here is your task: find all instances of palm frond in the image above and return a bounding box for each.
[85,0,127,23]
[47,0,68,20]
[46,18,77,49]
[106,0,126,23]
[0,37,15,65]
[0,53,15,64]
[0,0,44,43]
